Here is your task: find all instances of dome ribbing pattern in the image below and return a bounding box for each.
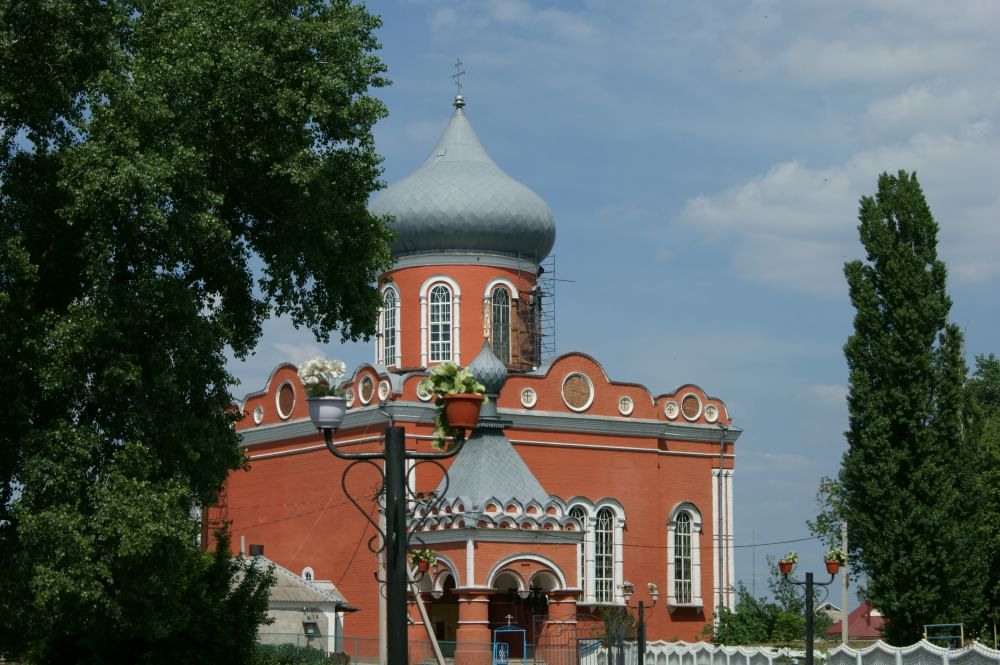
[370,99,556,260]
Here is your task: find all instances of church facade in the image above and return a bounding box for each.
[211,94,740,662]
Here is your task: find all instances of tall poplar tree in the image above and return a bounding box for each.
[0,1,392,662]
[840,171,986,644]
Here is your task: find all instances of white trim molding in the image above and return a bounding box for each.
[377,284,401,367]
[419,275,462,367]
[666,501,704,609]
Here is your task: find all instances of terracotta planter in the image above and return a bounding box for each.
[416,559,430,573]
[778,560,794,575]
[443,393,484,429]
[825,560,841,575]
[307,396,347,430]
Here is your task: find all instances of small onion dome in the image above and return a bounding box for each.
[468,342,508,397]
[370,98,556,260]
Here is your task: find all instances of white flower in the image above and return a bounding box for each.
[298,357,348,396]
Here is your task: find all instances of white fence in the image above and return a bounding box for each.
[584,640,1000,665]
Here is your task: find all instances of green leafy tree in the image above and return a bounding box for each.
[836,171,986,644]
[966,355,1000,627]
[707,561,832,646]
[1,0,391,662]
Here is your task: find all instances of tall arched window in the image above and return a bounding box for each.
[381,288,398,366]
[570,506,588,593]
[674,512,692,603]
[595,508,615,603]
[491,287,511,364]
[667,503,703,608]
[429,284,452,362]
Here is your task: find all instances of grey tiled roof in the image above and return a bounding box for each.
[435,428,550,508]
[370,102,556,260]
[243,556,348,607]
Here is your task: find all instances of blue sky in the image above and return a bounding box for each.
[229,0,1000,603]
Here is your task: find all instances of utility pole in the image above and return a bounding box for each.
[841,521,849,644]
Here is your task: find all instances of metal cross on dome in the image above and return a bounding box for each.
[452,57,466,96]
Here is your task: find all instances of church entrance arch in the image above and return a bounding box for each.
[488,565,562,653]
[426,572,458,646]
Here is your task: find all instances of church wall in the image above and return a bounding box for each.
[381,263,538,369]
[224,352,733,642]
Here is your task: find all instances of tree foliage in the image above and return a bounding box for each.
[966,355,1000,621]
[708,563,833,646]
[828,171,988,644]
[0,0,392,662]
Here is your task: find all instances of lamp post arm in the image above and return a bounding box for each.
[323,428,469,461]
[323,429,387,460]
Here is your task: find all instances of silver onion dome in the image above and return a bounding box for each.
[370,98,556,260]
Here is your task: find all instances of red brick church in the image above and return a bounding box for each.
[210,93,740,662]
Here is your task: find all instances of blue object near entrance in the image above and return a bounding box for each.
[493,623,527,665]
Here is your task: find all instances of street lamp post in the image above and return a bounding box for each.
[780,564,838,665]
[314,422,469,665]
[621,582,659,663]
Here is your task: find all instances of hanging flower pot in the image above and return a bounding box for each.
[778,551,798,576]
[410,548,438,574]
[299,357,349,431]
[307,396,347,430]
[824,547,847,575]
[418,363,488,449]
[442,393,485,429]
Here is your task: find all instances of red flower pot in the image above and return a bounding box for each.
[779,560,794,575]
[825,560,841,575]
[443,393,484,429]
[416,559,430,573]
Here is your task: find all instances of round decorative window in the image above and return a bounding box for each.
[276,382,295,420]
[681,393,702,421]
[252,405,264,425]
[344,387,356,408]
[618,396,634,416]
[378,379,391,401]
[664,400,680,420]
[704,404,720,423]
[561,372,594,412]
[416,380,433,402]
[359,376,375,405]
[520,387,538,408]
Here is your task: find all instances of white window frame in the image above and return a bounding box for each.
[483,278,518,365]
[569,506,588,595]
[419,276,461,367]
[570,500,625,605]
[378,285,401,367]
[491,287,511,364]
[667,502,703,608]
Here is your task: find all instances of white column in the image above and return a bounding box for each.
[419,295,428,367]
[466,537,475,586]
[614,516,625,603]
[584,516,594,602]
[725,470,735,610]
[324,610,338,654]
[712,469,721,615]
[394,298,402,367]
[453,293,462,364]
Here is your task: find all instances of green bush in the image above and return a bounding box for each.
[253,644,343,665]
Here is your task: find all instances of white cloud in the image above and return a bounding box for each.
[429,7,458,33]
[677,112,1000,292]
[777,39,970,85]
